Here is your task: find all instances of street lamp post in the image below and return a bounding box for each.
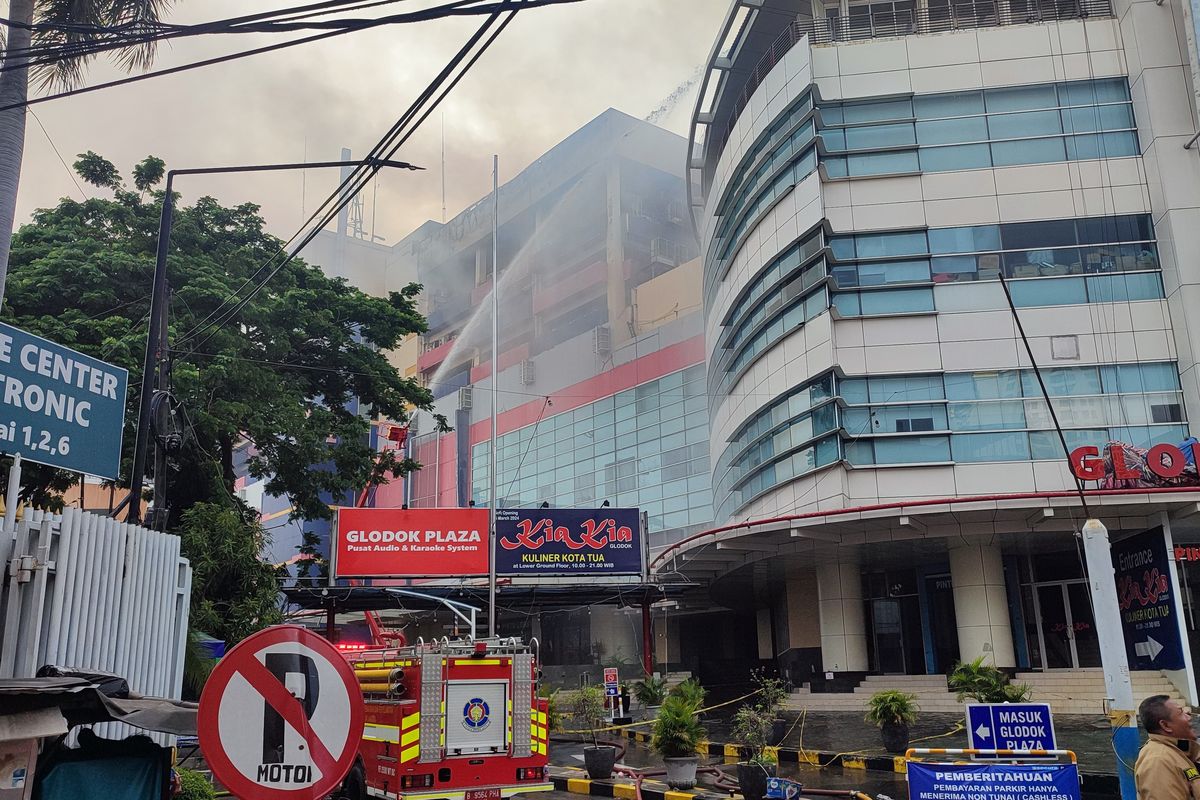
[126,158,421,527]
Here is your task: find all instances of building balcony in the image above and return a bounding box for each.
[732,0,1114,124]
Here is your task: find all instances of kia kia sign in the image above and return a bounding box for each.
[0,322,127,478]
[1113,526,1187,670]
[333,507,489,578]
[495,507,644,577]
[198,625,365,800]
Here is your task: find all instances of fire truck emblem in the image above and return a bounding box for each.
[462,698,491,731]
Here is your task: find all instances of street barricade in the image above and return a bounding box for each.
[905,748,1081,800]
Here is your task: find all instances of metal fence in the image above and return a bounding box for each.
[731,0,1114,124]
[0,507,192,743]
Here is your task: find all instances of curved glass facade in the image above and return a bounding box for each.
[712,363,1187,520]
[705,92,819,294]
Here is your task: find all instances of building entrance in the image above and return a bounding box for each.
[1032,580,1100,669]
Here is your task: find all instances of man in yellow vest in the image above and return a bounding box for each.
[1136,695,1200,799]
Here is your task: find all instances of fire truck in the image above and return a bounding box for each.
[337,636,553,800]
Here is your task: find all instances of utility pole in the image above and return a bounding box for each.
[1081,518,1138,799]
[125,158,421,528]
[488,154,499,638]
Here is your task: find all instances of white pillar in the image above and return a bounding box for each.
[816,558,868,672]
[948,539,1015,668]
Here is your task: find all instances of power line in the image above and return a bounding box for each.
[175,3,538,358]
[0,0,584,109]
[27,108,87,200]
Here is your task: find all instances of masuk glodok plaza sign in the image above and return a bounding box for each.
[1069,439,1200,489]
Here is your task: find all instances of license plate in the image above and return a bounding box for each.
[465,789,501,800]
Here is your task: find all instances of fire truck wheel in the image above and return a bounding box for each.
[331,763,367,800]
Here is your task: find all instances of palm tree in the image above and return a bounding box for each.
[0,0,171,306]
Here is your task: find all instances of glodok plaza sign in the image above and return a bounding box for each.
[1069,439,1200,488]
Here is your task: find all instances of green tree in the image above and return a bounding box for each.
[3,155,442,659]
[3,154,438,525]
[179,501,284,645]
[0,1,172,302]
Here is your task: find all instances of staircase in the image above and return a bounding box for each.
[787,674,962,713]
[785,670,1188,716]
[1014,669,1185,715]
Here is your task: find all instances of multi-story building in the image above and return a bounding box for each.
[666,0,1200,690]
[362,109,711,678]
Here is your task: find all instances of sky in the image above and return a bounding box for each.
[14,0,729,246]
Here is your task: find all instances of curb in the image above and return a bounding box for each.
[609,728,1122,797]
[550,773,724,800]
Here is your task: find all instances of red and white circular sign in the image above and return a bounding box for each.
[198,625,365,800]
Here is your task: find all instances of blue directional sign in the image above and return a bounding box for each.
[0,322,128,479]
[908,762,1081,800]
[966,703,1056,757]
[604,686,619,697]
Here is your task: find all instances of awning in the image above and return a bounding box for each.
[0,677,197,737]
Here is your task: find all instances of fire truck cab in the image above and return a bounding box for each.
[342,637,552,800]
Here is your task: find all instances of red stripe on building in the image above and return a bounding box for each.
[468,334,705,444]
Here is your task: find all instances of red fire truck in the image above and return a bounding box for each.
[336,637,552,800]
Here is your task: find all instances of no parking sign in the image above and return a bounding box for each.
[198,625,365,799]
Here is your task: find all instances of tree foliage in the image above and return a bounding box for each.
[3,154,438,524]
[179,501,284,645]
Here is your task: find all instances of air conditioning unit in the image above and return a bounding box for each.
[593,325,612,355]
[458,386,473,410]
[520,359,535,386]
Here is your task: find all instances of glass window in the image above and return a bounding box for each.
[1058,78,1129,107]
[1023,366,1101,397]
[1010,276,1087,307]
[951,432,1031,462]
[830,236,855,260]
[1030,429,1107,460]
[841,378,868,404]
[916,116,989,145]
[847,150,920,176]
[948,400,1027,431]
[868,374,944,402]
[841,98,914,123]
[1066,131,1139,160]
[991,137,1066,166]
[929,225,1001,254]
[849,259,931,286]
[1001,219,1078,250]
[914,90,985,119]
[985,84,1058,112]
[867,403,948,432]
[1061,104,1134,134]
[987,110,1063,140]
[860,287,934,314]
[945,370,1022,400]
[918,143,992,171]
[1087,273,1162,303]
[872,435,951,463]
[845,122,917,149]
[856,230,928,258]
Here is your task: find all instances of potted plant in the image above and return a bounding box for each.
[751,670,790,744]
[651,692,706,789]
[948,656,1031,703]
[668,677,707,718]
[865,690,919,754]
[633,675,667,709]
[731,703,778,800]
[569,685,618,779]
